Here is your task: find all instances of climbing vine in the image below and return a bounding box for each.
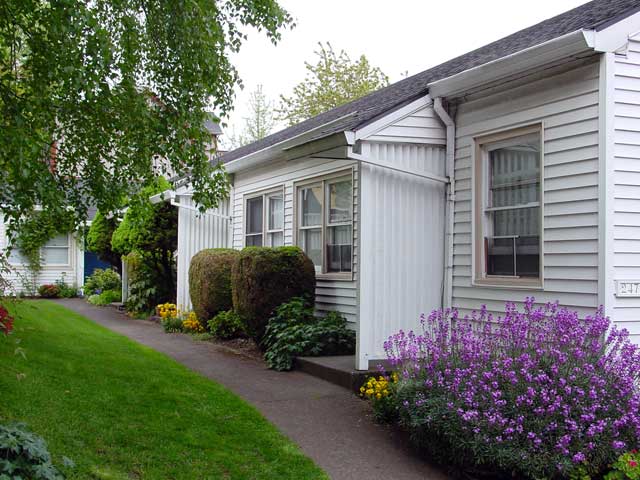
[13,210,76,287]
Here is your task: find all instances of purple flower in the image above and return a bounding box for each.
[383,298,640,478]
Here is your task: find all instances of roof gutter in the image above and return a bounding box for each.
[428,29,596,99]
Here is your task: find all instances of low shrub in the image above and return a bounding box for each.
[232,247,315,342]
[0,422,69,479]
[182,312,205,333]
[38,284,60,298]
[55,277,77,298]
[208,310,246,340]
[605,450,640,479]
[189,249,239,326]
[83,268,121,296]
[360,374,399,424]
[383,298,640,479]
[262,298,356,371]
[161,316,183,333]
[87,289,121,306]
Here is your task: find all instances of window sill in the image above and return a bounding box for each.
[472,277,543,290]
[316,272,354,282]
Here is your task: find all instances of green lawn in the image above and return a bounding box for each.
[0,300,327,480]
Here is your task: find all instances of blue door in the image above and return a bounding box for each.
[84,251,111,280]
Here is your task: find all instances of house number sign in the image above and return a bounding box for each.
[615,280,640,297]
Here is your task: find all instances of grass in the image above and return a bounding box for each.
[0,300,327,480]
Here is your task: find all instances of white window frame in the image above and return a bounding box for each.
[8,233,72,267]
[473,124,544,288]
[243,187,285,248]
[294,170,354,279]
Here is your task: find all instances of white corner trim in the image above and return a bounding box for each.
[598,52,616,315]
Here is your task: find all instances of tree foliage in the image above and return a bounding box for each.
[0,0,292,243]
[112,177,178,311]
[277,42,389,125]
[227,84,276,149]
[86,211,121,272]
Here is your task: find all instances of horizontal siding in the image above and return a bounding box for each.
[0,223,80,295]
[358,142,446,363]
[452,60,601,317]
[612,33,640,344]
[368,105,446,144]
[176,196,230,311]
[232,157,360,324]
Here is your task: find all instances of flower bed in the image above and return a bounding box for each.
[376,298,640,479]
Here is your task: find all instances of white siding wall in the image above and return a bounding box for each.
[368,105,446,145]
[357,142,446,368]
[232,157,360,323]
[0,222,81,295]
[452,61,601,318]
[176,196,231,311]
[611,33,640,343]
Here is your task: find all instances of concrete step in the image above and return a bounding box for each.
[295,355,392,393]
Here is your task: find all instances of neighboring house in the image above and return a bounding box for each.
[0,206,115,295]
[165,0,640,369]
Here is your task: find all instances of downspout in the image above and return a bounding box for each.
[433,97,456,310]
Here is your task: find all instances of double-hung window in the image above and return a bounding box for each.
[245,189,284,247]
[474,125,542,285]
[297,173,353,275]
[9,233,70,266]
[42,234,70,265]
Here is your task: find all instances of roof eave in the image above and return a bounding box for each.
[428,29,596,99]
[223,113,357,174]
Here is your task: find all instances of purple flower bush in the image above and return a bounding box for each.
[384,298,640,478]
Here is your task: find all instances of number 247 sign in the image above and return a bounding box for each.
[615,281,640,297]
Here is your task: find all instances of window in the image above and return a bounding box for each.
[474,126,541,285]
[245,189,284,247]
[297,173,353,274]
[9,233,70,266]
[42,234,70,265]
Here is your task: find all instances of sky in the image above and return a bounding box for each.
[220,0,588,149]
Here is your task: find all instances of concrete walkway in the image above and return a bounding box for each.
[55,299,446,480]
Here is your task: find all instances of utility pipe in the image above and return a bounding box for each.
[433,97,456,311]
[346,148,449,185]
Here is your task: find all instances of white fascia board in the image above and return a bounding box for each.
[592,10,640,52]
[353,95,432,141]
[223,112,358,174]
[428,30,594,99]
[149,189,175,204]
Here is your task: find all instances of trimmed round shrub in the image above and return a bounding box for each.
[231,246,315,342]
[189,249,240,327]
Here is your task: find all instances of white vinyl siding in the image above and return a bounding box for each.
[0,223,80,295]
[611,33,640,343]
[232,157,360,324]
[175,196,231,311]
[452,60,601,318]
[357,141,446,366]
[368,104,447,145]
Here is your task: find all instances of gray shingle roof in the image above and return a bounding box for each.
[220,0,640,164]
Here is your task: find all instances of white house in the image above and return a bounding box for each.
[169,0,640,369]
[0,224,86,295]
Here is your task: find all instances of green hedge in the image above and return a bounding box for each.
[189,249,240,325]
[231,246,315,342]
